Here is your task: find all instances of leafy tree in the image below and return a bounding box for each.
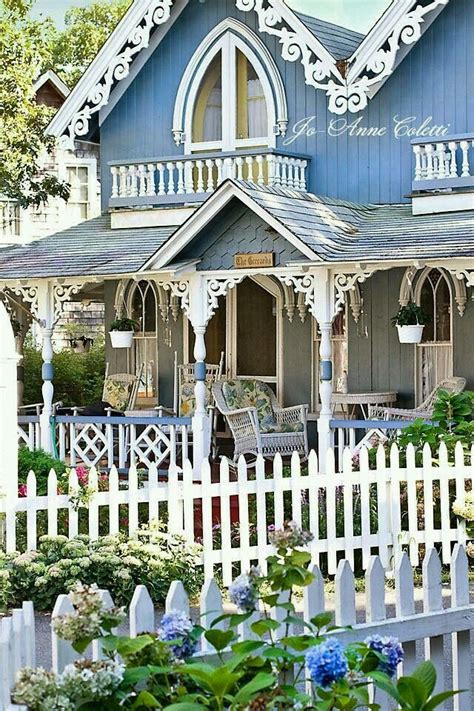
[0,0,69,209]
[50,0,131,87]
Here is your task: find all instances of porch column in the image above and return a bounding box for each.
[318,321,333,460]
[0,302,19,529]
[188,275,211,476]
[37,282,55,453]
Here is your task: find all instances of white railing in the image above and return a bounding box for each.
[2,444,472,580]
[412,134,474,188]
[1,547,472,710]
[54,415,191,471]
[17,416,41,451]
[109,150,308,204]
[331,418,411,465]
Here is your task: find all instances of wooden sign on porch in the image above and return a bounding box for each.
[234,252,274,269]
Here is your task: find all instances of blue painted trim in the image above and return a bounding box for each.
[42,363,54,380]
[320,361,332,382]
[18,416,40,424]
[54,415,193,426]
[329,419,432,430]
[411,132,474,145]
[108,148,312,166]
[194,361,206,381]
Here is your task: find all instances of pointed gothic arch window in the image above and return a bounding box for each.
[173,20,288,152]
[128,280,159,402]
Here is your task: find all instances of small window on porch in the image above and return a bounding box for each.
[130,280,158,402]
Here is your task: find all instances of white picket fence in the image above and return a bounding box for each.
[1,546,472,711]
[1,443,473,584]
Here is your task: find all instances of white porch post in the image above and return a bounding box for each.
[37,282,55,453]
[188,274,211,477]
[0,302,19,511]
[318,320,333,458]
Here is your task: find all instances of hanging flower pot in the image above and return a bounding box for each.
[392,302,430,345]
[108,317,139,349]
[396,324,425,344]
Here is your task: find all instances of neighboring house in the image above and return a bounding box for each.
[1,0,473,453]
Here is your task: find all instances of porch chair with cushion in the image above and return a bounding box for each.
[212,379,309,461]
[72,363,145,415]
[369,376,467,421]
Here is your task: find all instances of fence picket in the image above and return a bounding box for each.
[454,443,467,547]
[26,471,37,551]
[52,595,79,673]
[389,444,402,564]
[219,458,233,587]
[128,466,139,537]
[47,469,58,537]
[422,549,444,695]
[307,451,320,567]
[325,450,338,575]
[200,579,224,653]
[255,456,268,575]
[422,445,435,551]
[237,456,251,576]
[376,445,391,569]
[303,563,325,621]
[92,591,116,661]
[68,469,79,539]
[366,556,386,623]
[108,466,120,535]
[438,443,451,565]
[335,560,356,628]
[182,460,195,542]
[451,545,470,711]
[290,452,302,527]
[129,585,155,637]
[405,445,419,567]
[342,449,355,570]
[395,552,417,675]
[0,618,12,710]
[201,460,214,581]
[88,467,99,541]
[273,453,285,531]
[359,447,371,571]
[166,581,189,617]
[23,601,35,668]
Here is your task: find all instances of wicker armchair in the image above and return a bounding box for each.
[369,376,467,421]
[212,379,308,461]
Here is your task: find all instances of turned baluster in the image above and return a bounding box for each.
[176,161,185,194]
[166,162,176,195]
[195,160,204,194]
[236,156,244,180]
[436,143,446,179]
[256,154,264,185]
[281,157,288,187]
[110,167,119,198]
[215,158,223,186]
[425,144,435,180]
[156,163,166,195]
[138,164,147,197]
[460,140,470,177]
[287,159,295,189]
[119,166,128,197]
[245,155,254,182]
[266,154,276,185]
[146,164,156,196]
[300,161,308,191]
[205,159,215,192]
[223,156,235,180]
[413,145,423,181]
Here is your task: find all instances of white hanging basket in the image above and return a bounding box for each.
[397,324,424,344]
[109,330,134,349]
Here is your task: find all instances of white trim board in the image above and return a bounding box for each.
[141,179,321,271]
[46,0,452,146]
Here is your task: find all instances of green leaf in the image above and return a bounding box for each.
[424,690,463,711]
[164,704,209,710]
[231,640,264,655]
[310,612,333,630]
[232,672,275,705]
[251,618,280,636]
[369,671,402,704]
[122,666,153,685]
[116,635,155,657]
[204,628,235,652]
[412,661,436,698]
[72,637,91,654]
[131,690,160,708]
[397,677,429,707]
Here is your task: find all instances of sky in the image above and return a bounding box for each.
[31,0,392,33]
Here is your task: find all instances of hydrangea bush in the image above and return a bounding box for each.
[0,523,201,611]
[12,523,459,710]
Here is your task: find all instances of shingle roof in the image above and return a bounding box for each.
[234,182,474,262]
[294,12,364,60]
[0,214,174,279]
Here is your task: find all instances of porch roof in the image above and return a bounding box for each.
[147,180,474,270]
[0,214,174,280]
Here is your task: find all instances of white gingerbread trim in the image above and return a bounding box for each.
[402,266,467,317]
[207,276,243,323]
[53,282,86,324]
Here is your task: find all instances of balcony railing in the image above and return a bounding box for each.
[108,149,309,208]
[412,134,474,191]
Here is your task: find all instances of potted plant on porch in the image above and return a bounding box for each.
[108,316,139,348]
[391,301,430,344]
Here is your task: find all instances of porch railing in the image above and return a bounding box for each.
[108,148,309,208]
[412,133,474,191]
[18,416,41,451]
[331,418,413,464]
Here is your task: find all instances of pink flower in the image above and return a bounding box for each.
[18,484,27,497]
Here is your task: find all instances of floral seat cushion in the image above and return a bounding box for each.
[179,380,213,417]
[260,421,304,434]
[102,378,134,411]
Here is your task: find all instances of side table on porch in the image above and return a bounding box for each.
[332,392,397,420]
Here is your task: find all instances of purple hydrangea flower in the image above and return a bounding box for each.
[158,610,197,660]
[365,635,404,677]
[229,568,259,612]
[305,640,349,688]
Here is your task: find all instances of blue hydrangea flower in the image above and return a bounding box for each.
[365,635,404,677]
[157,610,197,660]
[228,571,258,612]
[305,639,349,688]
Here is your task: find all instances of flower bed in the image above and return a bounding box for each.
[0,524,202,611]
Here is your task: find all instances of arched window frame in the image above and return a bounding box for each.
[172,19,288,152]
[414,268,453,344]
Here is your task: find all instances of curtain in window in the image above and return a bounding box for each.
[247,78,267,138]
[202,87,222,142]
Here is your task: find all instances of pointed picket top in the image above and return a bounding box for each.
[422,548,442,612]
[303,563,324,621]
[405,443,416,469]
[220,455,230,484]
[47,468,58,496]
[366,556,386,622]
[201,457,212,485]
[342,447,353,474]
[308,449,318,475]
[11,608,25,669]
[182,459,193,485]
[274,452,284,474]
[358,445,369,473]
[166,580,190,616]
[130,585,155,637]
[451,544,469,606]
[325,446,335,476]
[291,450,301,475]
[26,470,37,496]
[438,440,449,467]
[52,594,79,673]
[109,465,119,489]
[93,590,116,661]
[256,454,266,477]
[389,442,400,468]
[128,464,139,489]
[422,442,432,468]
[335,560,356,627]
[22,600,35,668]
[89,466,99,487]
[376,443,386,469]
[237,455,247,484]
[200,578,224,640]
[68,468,78,491]
[454,440,465,468]
[395,552,415,617]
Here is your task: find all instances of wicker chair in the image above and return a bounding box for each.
[369,376,467,421]
[212,379,309,461]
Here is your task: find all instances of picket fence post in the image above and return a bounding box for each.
[129,585,155,637]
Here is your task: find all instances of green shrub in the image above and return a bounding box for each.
[18,447,66,495]
[1,524,202,611]
[22,342,106,407]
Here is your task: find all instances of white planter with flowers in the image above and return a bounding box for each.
[392,302,429,345]
[108,317,138,349]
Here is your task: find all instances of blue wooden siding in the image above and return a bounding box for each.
[101,0,474,208]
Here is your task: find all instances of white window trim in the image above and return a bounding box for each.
[59,157,99,223]
[173,18,288,151]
